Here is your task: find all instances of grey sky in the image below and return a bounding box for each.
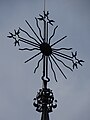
[0,0,90,120]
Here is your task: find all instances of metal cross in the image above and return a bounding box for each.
[7,0,84,120]
[7,10,84,82]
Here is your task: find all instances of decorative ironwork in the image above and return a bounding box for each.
[33,87,57,113]
[7,11,84,82]
[33,80,57,120]
[7,0,84,120]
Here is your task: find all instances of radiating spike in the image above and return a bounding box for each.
[49,57,58,82]
[19,36,39,48]
[35,17,44,41]
[51,36,67,47]
[51,55,67,79]
[19,48,39,51]
[52,48,72,51]
[49,26,58,44]
[19,27,40,44]
[52,54,73,71]
[34,55,43,73]
[53,51,73,62]
[25,20,42,43]
[25,52,41,63]
[53,51,73,59]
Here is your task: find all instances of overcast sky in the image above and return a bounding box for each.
[0,0,90,120]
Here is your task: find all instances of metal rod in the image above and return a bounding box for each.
[49,56,57,82]
[52,54,73,71]
[46,56,48,79]
[35,17,44,41]
[24,52,41,63]
[52,51,73,62]
[19,37,39,48]
[52,47,72,51]
[51,55,67,79]
[53,51,73,59]
[19,48,39,51]
[25,20,42,43]
[44,18,46,42]
[42,55,45,80]
[51,36,67,47]
[34,55,43,73]
[46,22,48,43]
[44,0,46,12]
[19,27,40,44]
[49,26,58,44]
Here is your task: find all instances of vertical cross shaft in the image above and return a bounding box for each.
[42,11,50,82]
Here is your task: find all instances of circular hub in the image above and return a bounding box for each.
[40,43,52,56]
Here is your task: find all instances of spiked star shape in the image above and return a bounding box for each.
[8,11,84,82]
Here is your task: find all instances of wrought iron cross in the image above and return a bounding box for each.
[7,0,84,120]
[7,11,84,82]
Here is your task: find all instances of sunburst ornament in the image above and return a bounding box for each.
[7,1,85,120]
[7,10,84,82]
